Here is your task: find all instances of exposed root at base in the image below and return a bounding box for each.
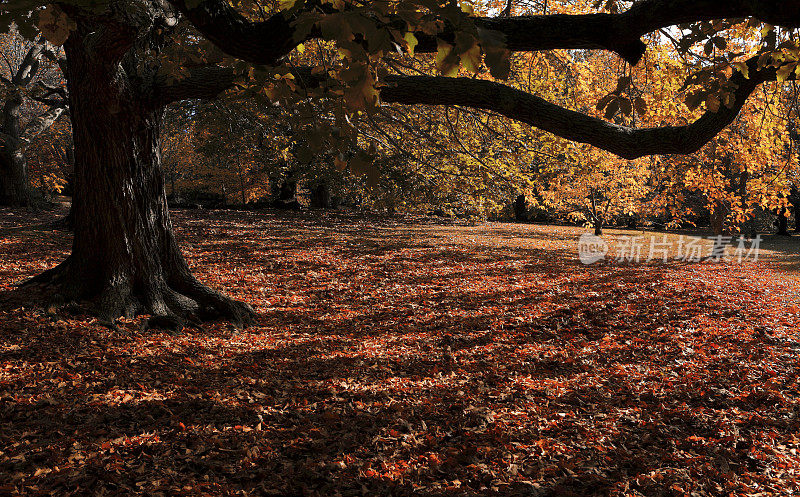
[25,259,256,332]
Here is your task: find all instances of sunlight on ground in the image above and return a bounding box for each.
[1,208,800,495]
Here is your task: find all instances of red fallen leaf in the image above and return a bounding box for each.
[4,208,800,496]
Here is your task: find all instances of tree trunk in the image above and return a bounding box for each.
[0,94,32,207]
[514,194,527,221]
[594,224,603,236]
[777,207,790,236]
[271,172,300,209]
[310,181,331,209]
[0,142,31,207]
[710,200,726,235]
[28,26,253,327]
[790,187,800,233]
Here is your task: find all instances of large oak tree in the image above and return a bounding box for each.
[9,2,248,327]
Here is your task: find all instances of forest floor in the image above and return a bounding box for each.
[1,207,800,496]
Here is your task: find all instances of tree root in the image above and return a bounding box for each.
[18,257,72,288]
[24,259,256,333]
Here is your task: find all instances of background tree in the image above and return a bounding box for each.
[0,31,66,206]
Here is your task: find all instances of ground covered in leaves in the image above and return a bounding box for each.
[2,208,800,496]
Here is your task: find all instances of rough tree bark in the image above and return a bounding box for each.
[0,93,30,206]
[710,200,726,236]
[26,6,252,328]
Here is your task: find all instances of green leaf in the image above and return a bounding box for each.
[435,40,459,77]
[403,32,418,57]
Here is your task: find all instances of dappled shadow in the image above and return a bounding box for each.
[2,208,800,494]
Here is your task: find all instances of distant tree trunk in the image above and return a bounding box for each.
[790,187,800,233]
[236,151,246,205]
[28,20,252,326]
[589,188,603,235]
[710,200,726,235]
[279,178,297,202]
[0,94,32,207]
[271,173,300,209]
[513,194,527,221]
[736,169,751,235]
[310,181,330,209]
[0,40,67,208]
[777,207,790,236]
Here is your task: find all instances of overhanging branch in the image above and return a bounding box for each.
[169,0,800,66]
[380,58,789,160]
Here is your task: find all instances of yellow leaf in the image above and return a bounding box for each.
[732,61,749,79]
[435,40,459,77]
[776,62,796,83]
[461,42,481,74]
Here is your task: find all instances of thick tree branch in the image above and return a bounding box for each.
[152,65,238,107]
[166,0,312,66]
[170,0,800,66]
[13,43,45,86]
[20,104,66,146]
[380,58,789,160]
[169,0,800,159]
